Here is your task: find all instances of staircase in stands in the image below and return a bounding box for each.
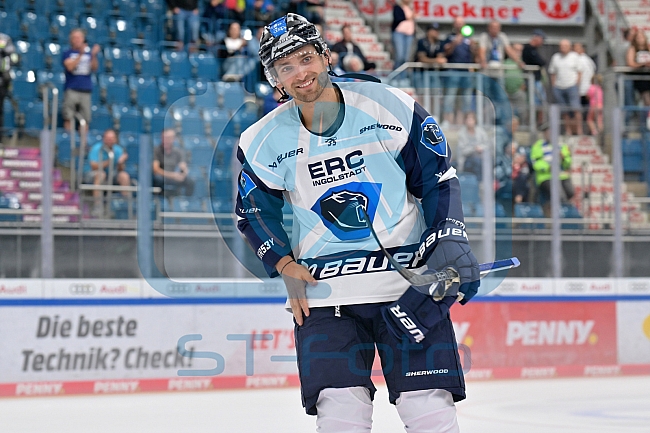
[568,135,648,229]
[0,148,80,222]
[323,0,393,71]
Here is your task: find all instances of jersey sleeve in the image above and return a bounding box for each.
[235,147,293,278]
[397,101,466,263]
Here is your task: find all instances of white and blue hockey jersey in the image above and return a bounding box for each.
[235,81,465,308]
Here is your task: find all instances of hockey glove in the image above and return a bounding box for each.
[381,288,456,344]
[422,221,480,304]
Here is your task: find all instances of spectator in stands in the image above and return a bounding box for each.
[441,16,476,125]
[85,129,130,217]
[62,29,100,135]
[495,116,530,212]
[573,43,596,108]
[530,123,574,216]
[224,0,246,23]
[218,21,250,81]
[153,129,195,197]
[290,0,324,25]
[626,29,650,128]
[503,43,527,121]
[456,114,491,178]
[166,0,200,50]
[0,32,17,146]
[478,20,523,70]
[548,39,584,135]
[391,0,417,82]
[330,25,376,72]
[251,0,277,23]
[618,28,637,123]
[522,29,548,124]
[413,23,446,91]
[587,74,604,136]
[201,0,228,45]
[478,21,524,125]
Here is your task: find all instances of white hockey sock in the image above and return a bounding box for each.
[315,386,373,433]
[395,389,460,433]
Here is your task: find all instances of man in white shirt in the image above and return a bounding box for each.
[573,42,596,107]
[548,39,584,135]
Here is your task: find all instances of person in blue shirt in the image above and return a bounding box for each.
[440,16,476,126]
[62,29,100,133]
[84,129,131,207]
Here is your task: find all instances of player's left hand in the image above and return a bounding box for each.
[279,261,317,326]
[425,222,480,304]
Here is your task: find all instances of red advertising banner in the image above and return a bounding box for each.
[450,301,617,369]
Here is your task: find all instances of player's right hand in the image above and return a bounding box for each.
[279,261,317,326]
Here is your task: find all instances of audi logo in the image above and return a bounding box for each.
[166,283,190,294]
[69,283,96,295]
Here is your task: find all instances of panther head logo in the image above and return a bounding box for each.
[320,191,368,232]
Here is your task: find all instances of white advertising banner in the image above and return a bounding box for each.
[617,301,650,364]
[490,278,555,296]
[0,304,297,384]
[354,0,584,25]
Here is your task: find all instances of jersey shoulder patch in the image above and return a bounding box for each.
[420,116,448,157]
[238,171,258,199]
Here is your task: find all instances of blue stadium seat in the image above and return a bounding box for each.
[45,42,64,72]
[233,109,258,134]
[129,75,160,107]
[188,80,218,108]
[56,131,80,168]
[142,105,172,134]
[176,107,203,135]
[120,132,140,165]
[104,47,135,75]
[50,14,77,41]
[10,70,38,102]
[108,18,137,45]
[161,50,192,79]
[80,16,110,45]
[189,146,214,167]
[254,82,273,98]
[139,0,164,14]
[21,12,50,43]
[133,48,163,76]
[216,81,245,111]
[203,108,230,138]
[191,174,208,199]
[91,105,114,132]
[15,40,45,71]
[111,0,138,17]
[560,204,582,230]
[99,74,130,105]
[113,104,142,134]
[172,196,205,212]
[0,12,20,40]
[23,101,44,131]
[37,71,67,97]
[514,203,545,229]
[184,135,211,149]
[189,52,219,80]
[0,195,22,222]
[458,172,480,205]
[158,77,188,106]
[3,99,15,130]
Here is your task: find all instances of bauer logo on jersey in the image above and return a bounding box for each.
[238,171,257,199]
[420,116,448,157]
[311,182,382,241]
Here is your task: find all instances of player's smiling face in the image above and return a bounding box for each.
[272,45,330,103]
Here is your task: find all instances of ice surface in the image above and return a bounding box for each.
[1,376,649,432]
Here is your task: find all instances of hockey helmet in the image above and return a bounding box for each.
[259,14,328,86]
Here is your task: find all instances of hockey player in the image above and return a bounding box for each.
[235,14,480,432]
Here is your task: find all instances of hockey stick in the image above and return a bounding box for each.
[360,208,519,299]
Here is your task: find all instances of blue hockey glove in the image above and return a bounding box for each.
[381,287,456,344]
[424,221,480,304]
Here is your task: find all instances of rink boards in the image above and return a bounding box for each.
[0,278,649,397]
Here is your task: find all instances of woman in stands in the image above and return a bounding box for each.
[626,29,650,128]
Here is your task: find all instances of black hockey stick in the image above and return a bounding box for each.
[360,208,519,298]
